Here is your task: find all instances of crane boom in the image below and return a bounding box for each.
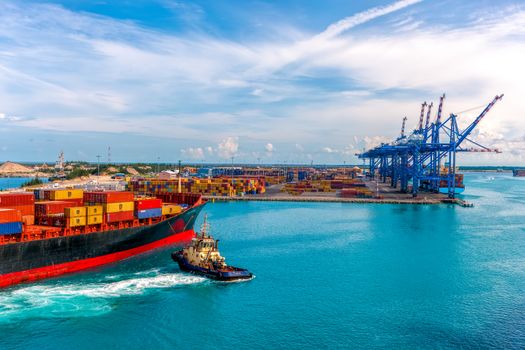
[400,116,407,138]
[424,102,433,139]
[455,94,504,147]
[418,102,427,131]
[436,94,445,125]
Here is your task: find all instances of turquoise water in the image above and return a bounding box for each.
[0,177,49,190]
[1,172,524,349]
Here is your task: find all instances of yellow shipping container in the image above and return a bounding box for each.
[50,189,84,200]
[162,205,182,216]
[64,206,87,218]
[87,205,103,216]
[87,215,103,225]
[103,202,134,213]
[68,216,86,227]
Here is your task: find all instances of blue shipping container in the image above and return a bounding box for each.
[136,208,162,219]
[0,222,23,235]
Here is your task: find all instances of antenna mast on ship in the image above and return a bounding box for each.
[200,214,210,238]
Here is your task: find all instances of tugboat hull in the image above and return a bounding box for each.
[171,251,253,281]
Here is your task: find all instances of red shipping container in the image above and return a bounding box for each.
[35,201,75,216]
[9,205,35,216]
[106,210,134,223]
[64,198,84,206]
[84,191,134,204]
[154,193,201,206]
[0,193,35,207]
[134,198,162,210]
[0,208,22,223]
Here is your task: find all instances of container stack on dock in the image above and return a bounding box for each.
[128,178,265,197]
[264,175,286,185]
[438,174,464,190]
[281,178,375,198]
[282,180,334,195]
[339,188,375,198]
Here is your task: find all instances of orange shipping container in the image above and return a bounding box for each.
[22,215,35,226]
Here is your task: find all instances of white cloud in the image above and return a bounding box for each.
[295,143,304,152]
[0,112,22,122]
[342,144,355,155]
[362,136,392,150]
[0,1,523,163]
[265,143,274,153]
[316,0,422,40]
[205,146,214,154]
[217,137,239,159]
[322,147,337,153]
[181,147,204,159]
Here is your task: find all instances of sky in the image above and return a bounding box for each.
[0,0,524,164]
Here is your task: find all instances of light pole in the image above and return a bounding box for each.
[231,156,234,197]
[96,155,101,177]
[157,156,160,174]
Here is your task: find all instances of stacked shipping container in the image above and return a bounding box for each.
[134,198,163,219]
[282,179,375,198]
[0,193,34,232]
[84,191,135,223]
[0,193,34,234]
[0,188,187,232]
[128,178,265,197]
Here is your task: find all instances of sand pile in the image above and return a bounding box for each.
[0,161,34,174]
[126,167,139,175]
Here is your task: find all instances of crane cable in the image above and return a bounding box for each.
[454,103,487,115]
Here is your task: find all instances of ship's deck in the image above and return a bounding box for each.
[0,215,177,245]
[0,192,204,246]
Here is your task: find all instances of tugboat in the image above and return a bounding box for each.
[171,215,253,281]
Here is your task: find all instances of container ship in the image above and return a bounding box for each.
[0,190,205,288]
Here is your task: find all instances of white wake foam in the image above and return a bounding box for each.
[0,269,207,320]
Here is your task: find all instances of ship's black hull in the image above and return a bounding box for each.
[0,203,205,288]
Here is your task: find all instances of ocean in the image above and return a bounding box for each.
[0,177,49,190]
[0,172,524,349]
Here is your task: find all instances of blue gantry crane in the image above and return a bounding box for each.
[358,94,503,198]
